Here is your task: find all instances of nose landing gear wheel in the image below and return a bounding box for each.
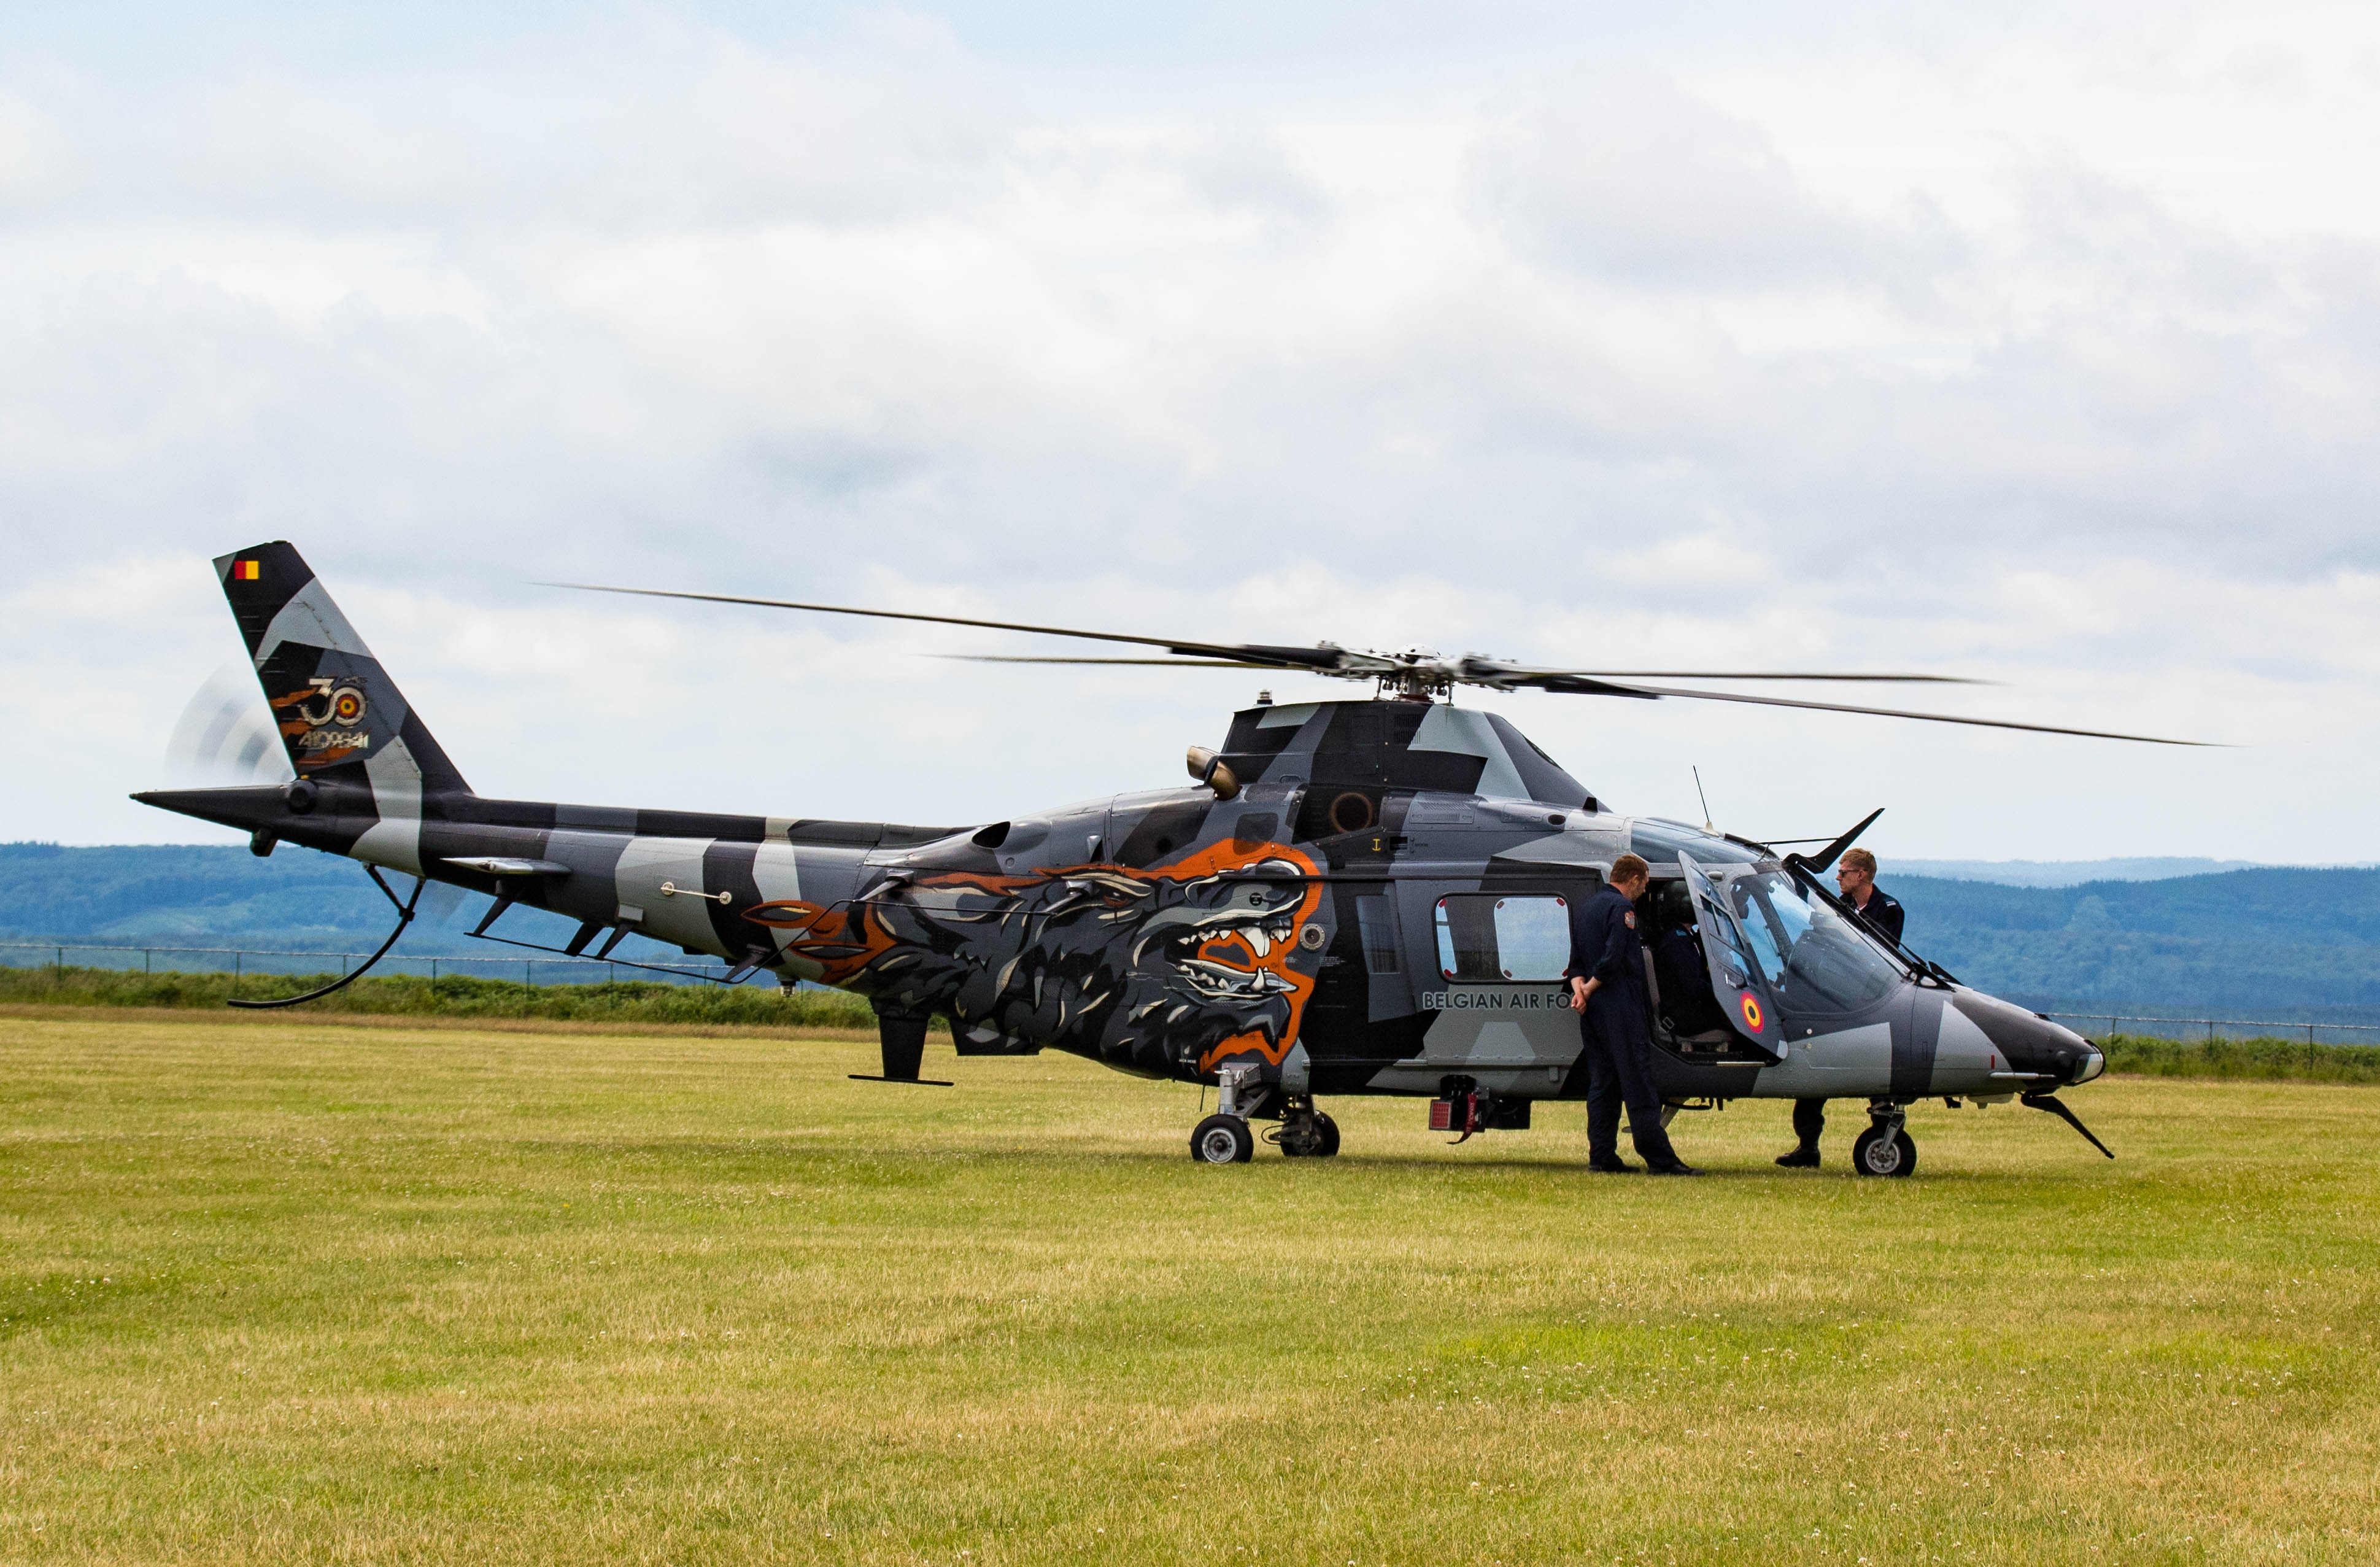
[1852,1124,1917,1178]
[1191,1114,1256,1164]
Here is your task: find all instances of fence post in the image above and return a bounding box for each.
[145,948,152,975]
[232,950,241,999]
[431,958,439,982]
[55,945,64,982]
[525,961,533,988]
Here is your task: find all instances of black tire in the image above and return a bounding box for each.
[1851,1124,1917,1178]
[1191,1114,1255,1164]
[1280,1112,1342,1159]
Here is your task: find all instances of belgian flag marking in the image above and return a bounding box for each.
[233,559,262,581]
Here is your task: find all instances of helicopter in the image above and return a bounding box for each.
[137,541,2199,1176]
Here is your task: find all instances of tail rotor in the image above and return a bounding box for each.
[161,664,295,789]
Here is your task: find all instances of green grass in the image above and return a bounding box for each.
[0,962,881,1031]
[2,1014,2376,1565]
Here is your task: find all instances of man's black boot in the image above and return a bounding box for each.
[1587,1155,1634,1173]
[1647,1162,1704,1177]
[1775,1145,1821,1169]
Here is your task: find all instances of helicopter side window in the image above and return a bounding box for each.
[1725,871,1899,1014]
[1434,894,1570,982]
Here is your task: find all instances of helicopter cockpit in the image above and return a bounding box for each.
[1718,869,1905,1016]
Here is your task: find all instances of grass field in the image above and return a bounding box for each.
[2,1010,2374,1565]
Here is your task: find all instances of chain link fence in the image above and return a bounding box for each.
[2047,1011,2380,1046]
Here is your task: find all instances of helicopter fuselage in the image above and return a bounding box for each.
[136,541,2109,1168]
[141,702,2105,1116]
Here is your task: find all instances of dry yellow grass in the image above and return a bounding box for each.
[2,1013,2374,1565]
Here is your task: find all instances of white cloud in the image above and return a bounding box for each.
[3,2,2377,861]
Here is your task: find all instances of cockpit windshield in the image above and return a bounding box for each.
[1725,870,1902,1015]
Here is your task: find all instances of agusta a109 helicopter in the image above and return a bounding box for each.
[139,542,2201,1175]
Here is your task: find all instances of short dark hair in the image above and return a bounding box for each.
[1610,853,1650,884]
[1840,848,1877,875]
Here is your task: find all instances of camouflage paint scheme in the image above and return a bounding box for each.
[137,542,2106,1122]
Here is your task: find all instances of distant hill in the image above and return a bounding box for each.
[14,843,2380,1020]
[1891,856,2268,887]
[1890,868,2380,1018]
[0,841,705,971]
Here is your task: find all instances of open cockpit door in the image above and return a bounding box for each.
[1678,852,1786,1059]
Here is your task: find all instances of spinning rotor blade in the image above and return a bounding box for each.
[161,664,295,788]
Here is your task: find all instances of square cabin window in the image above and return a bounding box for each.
[1434,894,1571,982]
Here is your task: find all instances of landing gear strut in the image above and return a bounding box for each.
[1852,1102,1917,1178]
[1190,1062,1264,1164]
[1189,1066,1338,1163]
[1275,1097,1340,1158]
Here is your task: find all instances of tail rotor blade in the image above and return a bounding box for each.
[161,664,294,788]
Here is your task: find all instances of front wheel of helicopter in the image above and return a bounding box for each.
[1191,1114,1255,1164]
[1851,1124,1918,1178]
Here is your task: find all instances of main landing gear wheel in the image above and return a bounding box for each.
[1191,1114,1255,1164]
[1852,1124,1918,1178]
[1280,1112,1341,1158]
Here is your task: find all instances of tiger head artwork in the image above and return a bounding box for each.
[747,841,1327,1077]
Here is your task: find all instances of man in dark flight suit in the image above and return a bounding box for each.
[1777,847,1906,1168]
[1568,853,1700,1175]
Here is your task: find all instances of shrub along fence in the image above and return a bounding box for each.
[2090,1034,2380,1085]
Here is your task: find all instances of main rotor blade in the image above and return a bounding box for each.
[555,582,2196,740]
[932,654,1279,669]
[1509,669,1990,684]
[554,585,1987,684]
[950,652,1984,682]
[550,584,1345,669]
[1539,678,2216,746]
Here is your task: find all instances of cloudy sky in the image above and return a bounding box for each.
[7,0,2379,861]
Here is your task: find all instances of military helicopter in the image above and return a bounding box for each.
[138,541,2198,1176]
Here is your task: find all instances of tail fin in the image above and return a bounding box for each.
[215,541,472,800]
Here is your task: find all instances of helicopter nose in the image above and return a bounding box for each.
[1950,991,2103,1085]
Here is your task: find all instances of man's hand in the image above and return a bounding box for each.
[1569,976,1596,1012]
